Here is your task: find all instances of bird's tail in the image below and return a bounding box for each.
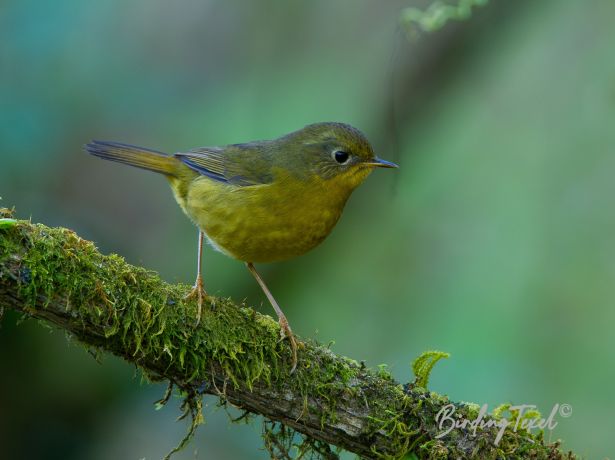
[84,140,179,176]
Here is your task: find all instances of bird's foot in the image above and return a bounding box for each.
[278,317,299,374]
[184,275,209,326]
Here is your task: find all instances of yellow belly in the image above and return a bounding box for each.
[171,173,350,263]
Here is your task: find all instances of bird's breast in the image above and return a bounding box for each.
[183,175,351,263]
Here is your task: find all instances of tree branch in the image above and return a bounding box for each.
[0,210,575,459]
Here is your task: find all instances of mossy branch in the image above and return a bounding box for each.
[0,211,576,459]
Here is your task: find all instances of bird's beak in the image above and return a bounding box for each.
[364,157,399,168]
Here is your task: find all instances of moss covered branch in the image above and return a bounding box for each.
[0,210,575,459]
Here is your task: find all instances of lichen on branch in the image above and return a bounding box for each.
[0,209,575,459]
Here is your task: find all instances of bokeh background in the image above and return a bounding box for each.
[1,0,614,458]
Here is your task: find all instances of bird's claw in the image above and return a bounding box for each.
[184,275,208,326]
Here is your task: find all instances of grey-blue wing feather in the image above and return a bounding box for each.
[175,144,274,186]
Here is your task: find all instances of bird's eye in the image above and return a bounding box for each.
[332,150,350,165]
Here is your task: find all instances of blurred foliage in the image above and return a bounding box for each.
[401,0,489,35]
[1,0,615,458]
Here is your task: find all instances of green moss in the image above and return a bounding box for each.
[0,218,576,460]
[0,220,291,457]
[0,218,17,228]
[411,350,450,390]
[1,221,286,386]
[2,219,383,456]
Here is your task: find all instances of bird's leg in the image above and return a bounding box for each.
[184,230,209,325]
[245,262,298,373]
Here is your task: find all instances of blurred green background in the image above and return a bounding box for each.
[1,0,614,458]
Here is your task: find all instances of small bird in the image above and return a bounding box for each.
[85,122,397,372]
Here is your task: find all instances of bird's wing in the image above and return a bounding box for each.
[174,144,274,186]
